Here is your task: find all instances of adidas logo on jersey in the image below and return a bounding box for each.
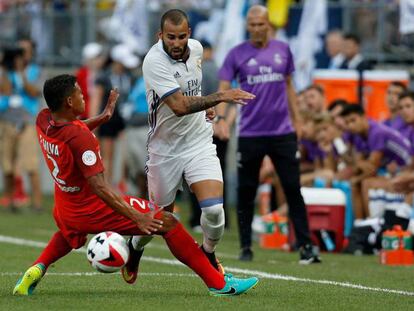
[174,71,181,78]
[247,58,258,66]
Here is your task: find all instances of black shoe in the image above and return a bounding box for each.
[239,247,253,261]
[121,237,144,284]
[299,244,322,264]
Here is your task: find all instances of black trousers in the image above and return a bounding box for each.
[237,133,311,249]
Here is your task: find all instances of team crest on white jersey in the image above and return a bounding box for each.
[247,58,258,66]
[274,53,282,64]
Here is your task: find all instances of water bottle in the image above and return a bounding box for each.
[320,229,335,252]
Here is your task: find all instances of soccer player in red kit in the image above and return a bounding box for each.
[12,74,258,297]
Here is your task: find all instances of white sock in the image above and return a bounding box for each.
[131,235,154,251]
[368,189,386,218]
[200,203,225,253]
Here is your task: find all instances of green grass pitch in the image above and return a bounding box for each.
[0,196,413,311]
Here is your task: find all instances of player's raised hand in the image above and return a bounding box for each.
[221,89,255,105]
[101,88,119,123]
[134,208,164,235]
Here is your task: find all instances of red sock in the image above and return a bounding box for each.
[14,175,25,196]
[163,222,225,290]
[33,231,73,271]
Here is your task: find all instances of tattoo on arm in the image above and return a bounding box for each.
[186,92,224,114]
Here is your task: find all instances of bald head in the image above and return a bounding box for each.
[246,5,270,48]
[247,5,269,19]
[325,30,343,57]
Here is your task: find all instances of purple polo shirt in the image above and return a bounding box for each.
[383,115,406,131]
[300,139,325,162]
[219,40,294,137]
[352,120,412,167]
[399,122,414,155]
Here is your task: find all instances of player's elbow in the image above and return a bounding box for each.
[165,97,189,117]
[170,104,187,117]
[87,175,109,198]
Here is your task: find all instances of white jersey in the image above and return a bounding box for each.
[143,39,213,160]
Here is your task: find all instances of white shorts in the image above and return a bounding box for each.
[146,144,223,207]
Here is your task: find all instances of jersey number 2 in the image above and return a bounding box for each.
[47,154,66,185]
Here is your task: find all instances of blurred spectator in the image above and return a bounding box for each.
[399,0,414,51]
[325,30,344,69]
[383,81,407,131]
[339,33,372,71]
[340,104,411,220]
[327,99,349,131]
[76,42,106,120]
[304,84,326,114]
[339,33,372,105]
[0,39,43,212]
[123,71,148,199]
[89,44,139,184]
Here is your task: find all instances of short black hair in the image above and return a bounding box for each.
[390,81,407,91]
[399,91,414,102]
[43,74,77,112]
[343,33,360,45]
[160,9,189,31]
[328,99,349,112]
[340,103,365,117]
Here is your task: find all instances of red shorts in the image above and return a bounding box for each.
[54,196,161,249]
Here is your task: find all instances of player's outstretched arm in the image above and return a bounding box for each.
[163,88,255,117]
[214,80,233,141]
[83,89,119,131]
[87,173,163,234]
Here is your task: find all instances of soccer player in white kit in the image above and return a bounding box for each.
[123,9,255,279]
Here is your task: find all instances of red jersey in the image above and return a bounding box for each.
[36,109,109,224]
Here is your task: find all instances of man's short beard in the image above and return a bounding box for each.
[162,40,187,60]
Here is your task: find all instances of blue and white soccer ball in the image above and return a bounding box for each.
[86,232,130,273]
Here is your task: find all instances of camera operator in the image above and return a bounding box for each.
[0,39,43,212]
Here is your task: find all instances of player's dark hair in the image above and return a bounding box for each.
[399,91,414,102]
[328,99,349,112]
[160,9,189,31]
[390,81,407,92]
[343,33,360,45]
[43,74,77,112]
[340,103,365,117]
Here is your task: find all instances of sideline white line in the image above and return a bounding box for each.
[1,272,196,278]
[1,235,414,297]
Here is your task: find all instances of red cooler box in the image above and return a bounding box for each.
[289,187,346,252]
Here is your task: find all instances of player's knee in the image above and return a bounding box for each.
[159,211,178,232]
[201,204,225,225]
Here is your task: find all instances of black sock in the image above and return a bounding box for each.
[200,245,219,270]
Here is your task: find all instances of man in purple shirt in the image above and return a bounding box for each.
[341,104,412,219]
[383,81,407,131]
[215,5,320,264]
